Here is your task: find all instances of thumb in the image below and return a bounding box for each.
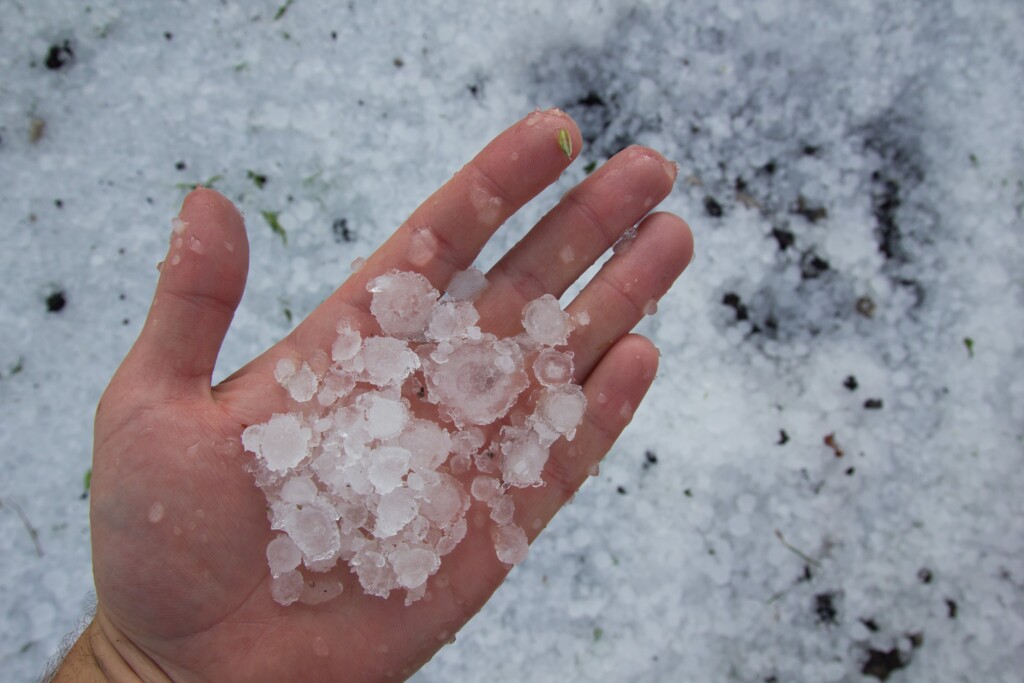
[123,188,249,395]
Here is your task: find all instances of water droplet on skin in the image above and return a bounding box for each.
[173,526,182,536]
[351,256,366,272]
[470,183,502,228]
[188,236,204,254]
[170,254,181,266]
[597,392,608,404]
[559,245,575,263]
[223,241,235,252]
[406,226,438,267]
[619,402,635,421]
[312,636,330,657]
[174,237,183,250]
[148,502,165,523]
[511,151,519,161]
[643,299,658,316]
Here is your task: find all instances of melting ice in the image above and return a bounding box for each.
[242,269,587,605]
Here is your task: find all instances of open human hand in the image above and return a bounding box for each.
[58,110,693,682]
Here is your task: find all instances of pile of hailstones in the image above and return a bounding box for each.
[242,268,588,606]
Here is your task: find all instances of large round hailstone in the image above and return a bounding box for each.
[367,270,439,338]
[522,293,571,346]
[422,335,529,427]
[497,425,549,487]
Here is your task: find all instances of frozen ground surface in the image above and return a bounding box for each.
[1,0,1022,681]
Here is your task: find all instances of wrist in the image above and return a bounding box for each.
[52,608,172,683]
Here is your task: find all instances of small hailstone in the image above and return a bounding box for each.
[522,294,572,346]
[360,336,419,386]
[282,506,341,562]
[266,535,303,576]
[497,425,549,488]
[275,358,297,383]
[271,569,305,606]
[367,446,412,493]
[374,488,418,537]
[332,321,362,362]
[281,476,318,505]
[471,475,501,503]
[350,256,366,271]
[243,413,312,473]
[368,270,439,338]
[489,494,515,525]
[360,393,408,440]
[284,362,318,402]
[390,546,440,590]
[401,420,453,471]
[536,385,587,438]
[493,523,529,565]
[533,348,574,386]
[171,217,188,235]
[643,298,658,316]
[446,267,488,301]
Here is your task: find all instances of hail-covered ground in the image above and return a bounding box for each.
[1,1,1022,681]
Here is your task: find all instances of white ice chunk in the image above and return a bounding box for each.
[368,270,439,338]
[426,300,480,342]
[243,413,312,473]
[419,473,467,526]
[274,358,297,384]
[498,425,549,487]
[446,267,488,301]
[266,535,303,577]
[361,393,409,440]
[536,385,587,438]
[360,336,420,386]
[522,294,572,346]
[390,546,440,589]
[271,570,304,606]
[470,475,501,503]
[375,488,418,537]
[281,476,318,505]
[493,524,529,565]
[282,506,341,563]
[489,493,515,525]
[332,320,362,362]
[367,446,412,494]
[284,362,318,403]
[400,420,453,471]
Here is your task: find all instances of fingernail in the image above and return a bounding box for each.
[662,159,679,182]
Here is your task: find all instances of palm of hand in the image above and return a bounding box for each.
[88,111,692,682]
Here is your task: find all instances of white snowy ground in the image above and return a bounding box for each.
[1,0,1022,681]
